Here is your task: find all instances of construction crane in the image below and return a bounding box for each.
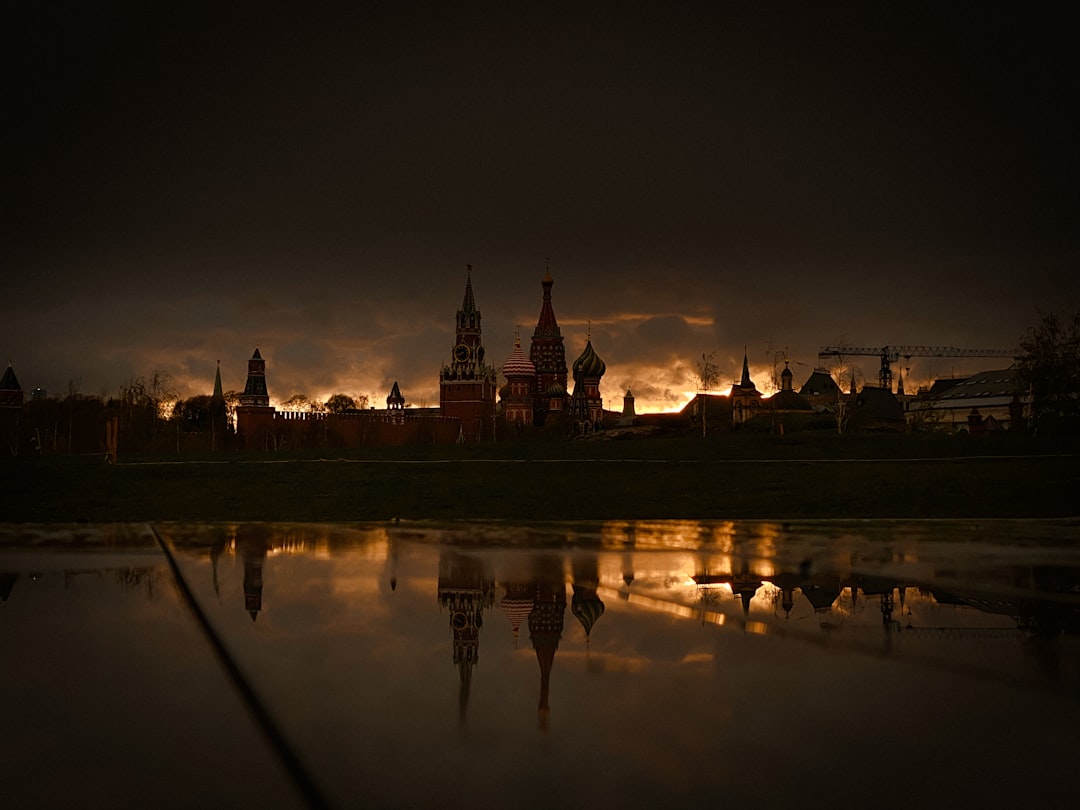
[816,345,1018,391]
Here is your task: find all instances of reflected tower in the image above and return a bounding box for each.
[235,527,271,622]
[0,572,17,604]
[437,551,495,721]
[528,556,567,730]
[571,556,606,651]
[500,580,534,648]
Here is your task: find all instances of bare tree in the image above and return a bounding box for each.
[148,370,177,440]
[1017,309,1080,435]
[826,336,853,393]
[695,351,720,392]
[694,351,722,437]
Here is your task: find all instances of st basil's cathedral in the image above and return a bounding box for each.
[440,265,607,440]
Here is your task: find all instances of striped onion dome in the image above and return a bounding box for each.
[571,589,606,637]
[572,339,606,378]
[500,589,534,648]
[500,335,536,378]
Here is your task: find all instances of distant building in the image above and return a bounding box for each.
[848,386,906,432]
[728,352,762,424]
[904,367,1025,433]
[768,361,814,415]
[765,361,815,432]
[799,367,842,411]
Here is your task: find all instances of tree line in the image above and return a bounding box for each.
[1,371,373,457]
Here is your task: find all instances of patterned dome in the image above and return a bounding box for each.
[571,589,606,637]
[501,336,536,377]
[572,339,606,378]
[500,584,534,648]
[545,382,567,397]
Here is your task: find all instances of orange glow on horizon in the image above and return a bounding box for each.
[163,347,1008,418]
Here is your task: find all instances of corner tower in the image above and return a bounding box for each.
[236,347,275,449]
[239,348,269,407]
[439,265,497,441]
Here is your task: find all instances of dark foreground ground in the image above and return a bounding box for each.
[3,433,1078,522]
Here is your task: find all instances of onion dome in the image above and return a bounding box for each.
[572,339,606,378]
[571,587,606,637]
[501,586,534,648]
[545,382,567,398]
[501,335,536,377]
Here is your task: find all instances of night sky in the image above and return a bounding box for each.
[8,3,1078,411]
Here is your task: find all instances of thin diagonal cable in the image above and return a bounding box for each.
[150,524,331,810]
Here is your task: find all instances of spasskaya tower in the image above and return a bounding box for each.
[439,265,497,442]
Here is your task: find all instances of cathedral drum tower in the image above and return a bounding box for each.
[439,265,497,442]
[529,271,569,424]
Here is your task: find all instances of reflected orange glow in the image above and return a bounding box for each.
[598,586,727,626]
[681,653,714,664]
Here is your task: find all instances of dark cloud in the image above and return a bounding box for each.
[5,3,1077,410]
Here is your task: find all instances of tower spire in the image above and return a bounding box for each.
[213,360,223,399]
[239,348,269,407]
[462,263,476,312]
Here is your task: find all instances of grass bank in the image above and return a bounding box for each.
[3,434,1078,522]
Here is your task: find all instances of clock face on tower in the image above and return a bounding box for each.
[454,343,471,363]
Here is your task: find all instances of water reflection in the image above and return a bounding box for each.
[0,525,307,809]
[5,520,1077,808]
[157,520,1080,700]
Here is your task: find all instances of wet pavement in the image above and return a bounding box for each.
[2,519,1078,808]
